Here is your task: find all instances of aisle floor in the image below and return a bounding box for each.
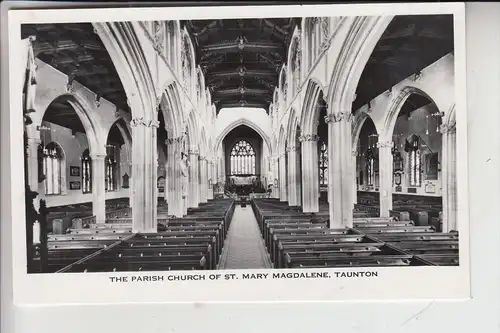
[218,205,272,269]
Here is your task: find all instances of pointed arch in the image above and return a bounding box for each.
[186,109,199,149]
[327,16,393,121]
[160,81,184,139]
[300,78,325,135]
[93,22,156,123]
[215,118,271,153]
[352,111,379,149]
[383,86,438,141]
[43,93,104,156]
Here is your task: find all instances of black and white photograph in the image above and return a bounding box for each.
[7,3,469,304]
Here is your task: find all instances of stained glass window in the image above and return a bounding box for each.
[43,142,63,195]
[319,141,328,185]
[366,149,375,186]
[409,137,422,186]
[82,149,92,193]
[230,140,256,175]
[105,145,117,191]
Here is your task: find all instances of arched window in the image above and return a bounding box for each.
[318,140,328,185]
[105,145,118,191]
[409,136,422,186]
[81,149,92,193]
[230,140,256,175]
[366,148,375,186]
[43,142,63,195]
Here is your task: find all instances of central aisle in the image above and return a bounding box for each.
[218,205,272,269]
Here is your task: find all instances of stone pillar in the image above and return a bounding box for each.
[295,147,303,206]
[377,141,394,217]
[163,158,168,203]
[300,134,320,213]
[130,118,158,232]
[199,156,208,203]
[167,136,183,217]
[279,153,287,202]
[188,148,200,208]
[270,156,279,198]
[325,112,353,228]
[207,160,214,200]
[91,153,106,224]
[352,150,358,205]
[26,130,41,193]
[287,146,298,206]
[441,123,457,232]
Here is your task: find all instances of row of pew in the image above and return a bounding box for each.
[356,191,443,231]
[36,199,236,273]
[46,198,131,233]
[251,198,459,269]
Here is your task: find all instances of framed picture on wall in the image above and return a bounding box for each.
[69,181,81,190]
[70,166,80,177]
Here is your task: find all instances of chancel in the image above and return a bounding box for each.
[20,14,459,273]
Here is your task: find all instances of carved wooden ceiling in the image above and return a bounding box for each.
[354,14,454,112]
[21,23,127,133]
[182,18,300,113]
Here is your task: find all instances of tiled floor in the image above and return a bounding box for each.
[218,206,272,269]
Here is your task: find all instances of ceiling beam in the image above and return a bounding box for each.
[217,101,269,110]
[201,41,283,53]
[213,87,271,96]
[208,67,276,79]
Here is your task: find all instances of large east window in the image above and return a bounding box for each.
[230,140,256,175]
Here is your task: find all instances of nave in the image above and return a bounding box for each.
[21,14,459,273]
[30,195,458,273]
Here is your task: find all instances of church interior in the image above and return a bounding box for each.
[20,14,458,273]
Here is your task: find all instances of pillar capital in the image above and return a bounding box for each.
[90,153,107,160]
[130,117,160,129]
[440,122,456,134]
[376,140,394,149]
[352,150,358,156]
[299,134,320,142]
[286,146,297,152]
[188,149,200,156]
[165,135,184,145]
[324,111,353,124]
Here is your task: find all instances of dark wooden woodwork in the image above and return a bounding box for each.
[354,14,453,111]
[21,23,128,119]
[183,18,299,113]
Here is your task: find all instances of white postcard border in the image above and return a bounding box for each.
[7,2,469,305]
